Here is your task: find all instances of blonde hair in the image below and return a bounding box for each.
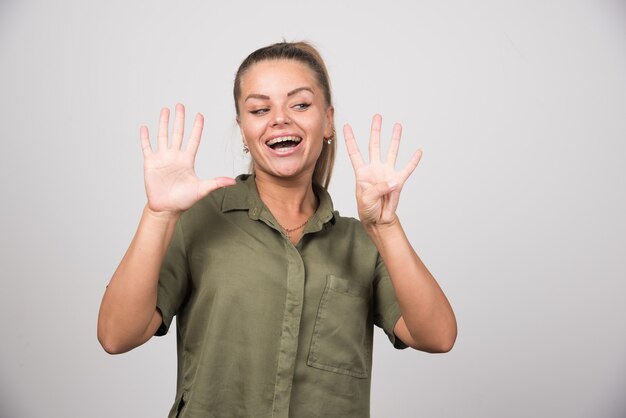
[233,41,336,189]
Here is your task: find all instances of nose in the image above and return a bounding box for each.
[271,108,291,127]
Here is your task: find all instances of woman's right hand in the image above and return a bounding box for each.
[140,104,236,215]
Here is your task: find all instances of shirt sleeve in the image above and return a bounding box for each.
[155,220,190,336]
[373,254,408,349]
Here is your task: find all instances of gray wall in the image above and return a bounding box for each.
[1,0,625,417]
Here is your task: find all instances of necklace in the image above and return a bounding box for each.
[278,215,313,239]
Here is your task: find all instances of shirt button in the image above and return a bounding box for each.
[252,208,258,216]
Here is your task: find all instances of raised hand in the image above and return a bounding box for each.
[140,104,236,214]
[343,114,422,227]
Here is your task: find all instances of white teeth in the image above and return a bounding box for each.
[266,136,302,146]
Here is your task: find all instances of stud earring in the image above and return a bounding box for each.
[324,128,336,145]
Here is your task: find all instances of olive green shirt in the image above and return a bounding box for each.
[156,174,406,418]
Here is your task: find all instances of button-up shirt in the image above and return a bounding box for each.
[156,174,406,418]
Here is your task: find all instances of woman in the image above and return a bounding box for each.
[98,42,456,417]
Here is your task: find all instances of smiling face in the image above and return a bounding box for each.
[237,59,334,183]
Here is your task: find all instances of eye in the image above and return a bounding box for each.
[292,103,311,111]
[250,108,269,115]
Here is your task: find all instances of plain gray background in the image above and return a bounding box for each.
[1,0,625,417]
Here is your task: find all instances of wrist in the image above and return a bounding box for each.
[363,216,401,240]
[143,205,181,224]
[364,216,409,256]
[363,215,399,231]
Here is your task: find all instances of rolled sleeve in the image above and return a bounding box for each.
[155,220,189,336]
[373,255,408,350]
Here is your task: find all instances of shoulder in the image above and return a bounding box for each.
[180,188,225,223]
[178,181,242,235]
[314,185,366,236]
[178,174,252,232]
[332,211,361,230]
[330,211,377,251]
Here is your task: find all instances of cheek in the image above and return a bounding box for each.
[240,119,263,140]
[303,115,327,136]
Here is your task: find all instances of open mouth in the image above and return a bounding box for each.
[266,136,303,150]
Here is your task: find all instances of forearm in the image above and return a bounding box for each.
[365,218,457,352]
[97,205,179,353]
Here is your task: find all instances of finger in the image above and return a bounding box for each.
[343,123,366,171]
[157,107,170,151]
[186,113,205,158]
[140,125,152,157]
[385,123,402,167]
[197,176,237,199]
[171,103,185,150]
[399,148,423,182]
[362,180,398,203]
[382,189,401,220]
[368,114,382,163]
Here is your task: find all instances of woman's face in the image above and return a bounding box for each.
[237,59,334,182]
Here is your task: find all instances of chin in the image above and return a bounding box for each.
[271,165,311,180]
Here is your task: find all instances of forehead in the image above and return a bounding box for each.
[239,59,320,95]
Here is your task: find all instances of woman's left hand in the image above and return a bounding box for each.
[343,114,422,227]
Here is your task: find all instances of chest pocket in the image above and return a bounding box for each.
[307,275,371,379]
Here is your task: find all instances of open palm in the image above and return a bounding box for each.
[141,104,235,214]
[343,114,422,226]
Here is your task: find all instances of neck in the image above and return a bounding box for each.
[254,172,317,215]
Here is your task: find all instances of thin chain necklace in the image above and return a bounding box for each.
[278,215,313,239]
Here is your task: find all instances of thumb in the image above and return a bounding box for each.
[197,176,237,199]
[361,180,398,202]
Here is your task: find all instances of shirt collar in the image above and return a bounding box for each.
[221,174,336,228]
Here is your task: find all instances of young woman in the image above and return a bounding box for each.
[98,42,456,418]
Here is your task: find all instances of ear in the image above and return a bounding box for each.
[324,106,335,138]
[236,117,248,146]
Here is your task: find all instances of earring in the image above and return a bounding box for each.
[243,144,249,154]
[324,128,336,145]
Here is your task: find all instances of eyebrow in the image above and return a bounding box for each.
[244,93,270,102]
[244,87,314,102]
[287,87,314,97]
